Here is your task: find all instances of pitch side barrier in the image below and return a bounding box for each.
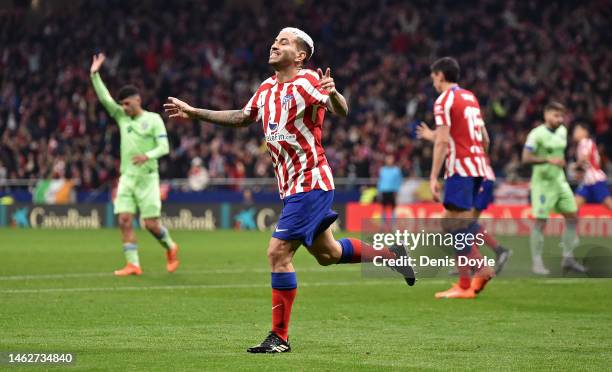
[0,203,346,231]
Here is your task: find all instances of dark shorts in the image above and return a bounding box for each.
[443,175,483,211]
[380,192,396,208]
[272,190,338,247]
[474,179,495,211]
[576,181,610,204]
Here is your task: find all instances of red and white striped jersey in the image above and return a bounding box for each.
[577,138,606,185]
[434,86,488,178]
[243,69,334,199]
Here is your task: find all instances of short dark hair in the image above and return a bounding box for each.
[295,38,312,63]
[430,57,460,83]
[117,85,140,101]
[544,101,565,113]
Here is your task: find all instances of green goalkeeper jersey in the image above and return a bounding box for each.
[91,72,169,176]
[524,124,568,183]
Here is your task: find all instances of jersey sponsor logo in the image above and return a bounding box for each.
[266,133,297,143]
[266,121,296,143]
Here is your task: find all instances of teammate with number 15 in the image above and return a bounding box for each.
[427,57,495,299]
[165,27,415,353]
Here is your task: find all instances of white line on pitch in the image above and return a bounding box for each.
[0,280,431,294]
[0,267,359,281]
[539,278,602,284]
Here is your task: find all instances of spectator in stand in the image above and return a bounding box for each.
[187,157,209,192]
[0,0,609,192]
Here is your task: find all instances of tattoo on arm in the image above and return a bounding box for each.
[192,109,253,128]
[327,92,349,117]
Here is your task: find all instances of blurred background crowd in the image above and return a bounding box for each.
[1,0,610,191]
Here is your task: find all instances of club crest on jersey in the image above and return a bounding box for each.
[281,94,295,110]
[142,122,149,130]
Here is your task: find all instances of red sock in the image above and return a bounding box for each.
[271,288,296,341]
[457,260,471,289]
[456,247,477,289]
[348,238,395,263]
[478,225,499,252]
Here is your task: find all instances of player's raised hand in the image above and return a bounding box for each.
[417,122,435,142]
[430,178,441,202]
[90,53,106,74]
[317,67,336,94]
[164,97,195,119]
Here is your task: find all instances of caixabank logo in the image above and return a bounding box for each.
[157,205,218,230]
[8,205,103,229]
[11,207,30,228]
[231,204,345,232]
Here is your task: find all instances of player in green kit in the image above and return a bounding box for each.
[522,102,586,275]
[90,53,180,276]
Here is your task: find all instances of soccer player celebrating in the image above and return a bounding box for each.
[90,53,180,276]
[164,27,415,353]
[417,123,511,274]
[426,57,495,299]
[572,123,612,210]
[522,102,585,275]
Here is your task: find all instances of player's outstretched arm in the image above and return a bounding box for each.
[90,53,123,118]
[317,68,348,117]
[164,97,254,128]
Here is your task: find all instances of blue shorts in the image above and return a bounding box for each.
[272,190,338,247]
[474,179,495,211]
[576,181,610,204]
[443,175,483,211]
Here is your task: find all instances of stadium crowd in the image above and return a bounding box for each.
[0,0,610,190]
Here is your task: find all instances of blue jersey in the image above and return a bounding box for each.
[378,166,403,193]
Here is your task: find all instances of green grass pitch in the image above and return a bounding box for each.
[1,229,611,370]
